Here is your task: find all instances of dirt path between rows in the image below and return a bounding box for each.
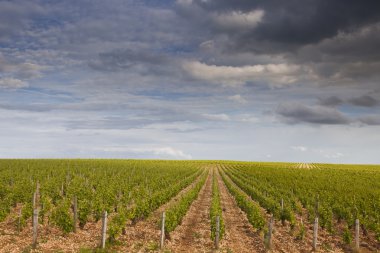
[215,167,266,253]
[296,163,318,169]
[117,170,206,252]
[166,168,213,252]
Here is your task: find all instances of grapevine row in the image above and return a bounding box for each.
[222,165,296,226]
[163,170,208,233]
[210,170,224,241]
[219,168,265,230]
[0,159,203,235]
[108,168,204,241]
[223,162,380,241]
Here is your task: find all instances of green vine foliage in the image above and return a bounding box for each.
[51,199,73,234]
[220,170,265,230]
[210,173,225,240]
[164,172,207,233]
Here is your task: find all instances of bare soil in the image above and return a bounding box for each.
[0,213,101,253]
[215,168,266,253]
[296,163,311,169]
[296,163,319,169]
[166,169,214,252]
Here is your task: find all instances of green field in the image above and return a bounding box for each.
[0,159,379,252]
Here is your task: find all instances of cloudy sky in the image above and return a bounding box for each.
[1,0,380,163]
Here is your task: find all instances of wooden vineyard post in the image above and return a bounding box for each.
[281,198,284,211]
[32,208,39,249]
[160,211,166,249]
[32,192,36,226]
[36,181,40,197]
[215,216,220,249]
[17,207,22,233]
[33,192,36,209]
[315,195,319,218]
[73,196,78,233]
[265,215,274,250]
[101,211,107,249]
[36,181,40,208]
[313,217,318,251]
[355,219,360,251]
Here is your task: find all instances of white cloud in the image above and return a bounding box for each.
[1,53,44,74]
[212,10,264,29]
[0,78,28,89]
[228,94,247,104]
[148,147,192,159]
[291,146,308,152]
[199,40,215,50]
[202,113,230,121]
[144,121,201,132]
[183,60,301,86]
[202,112,259,123]
[101,146,192,159]
[316,149,344,159]
[236,114,259,123]
[325,152,344,159]
[176,0,193,6]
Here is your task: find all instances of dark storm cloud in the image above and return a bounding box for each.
[88,49,177,74]
[297,22,380,63]
[277,102,380,125]
[349,95,379,107]
[318,96,344,107]
[253,0,380,46]
[174,0,380,91]
[0,103,51,112]
[186,0,380,48]
[276,103,352,125]
[0,0,44,42]
[358,115,380,125]
[318,95,379,108]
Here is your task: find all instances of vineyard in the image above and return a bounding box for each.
[0,159,379,252]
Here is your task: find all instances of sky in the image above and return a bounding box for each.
[1,0,380,163]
